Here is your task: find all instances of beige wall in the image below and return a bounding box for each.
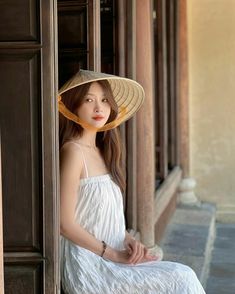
[188,0,235,222]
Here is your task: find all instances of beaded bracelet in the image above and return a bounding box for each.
[101,241,107,257]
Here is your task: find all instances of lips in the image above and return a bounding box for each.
[92,116,105,121]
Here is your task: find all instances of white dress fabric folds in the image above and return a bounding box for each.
[61,174,206,294]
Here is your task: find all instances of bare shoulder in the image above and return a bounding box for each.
[60,141,83,174]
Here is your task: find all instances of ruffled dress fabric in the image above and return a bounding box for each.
[61,174,206,294]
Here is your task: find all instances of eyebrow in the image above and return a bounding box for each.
[86,93,105,97]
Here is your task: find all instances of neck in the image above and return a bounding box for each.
[75,130,97,147]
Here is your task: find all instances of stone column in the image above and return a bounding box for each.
[136,0,155,247]
[178,0,198,205]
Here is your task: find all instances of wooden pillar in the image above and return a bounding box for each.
[178,0,198,204]
[117,0,139,233]
[136,0,155,247]
[178,0,189,177]
[0,138,4,294]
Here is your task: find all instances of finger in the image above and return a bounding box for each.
[127,244,133,255]
[131,247,156,264]
[128,242,139,263]
[143,247,159,261]
[134,251,145,264]
[144,247,150,258]
[136,255,157,264]
[129,243,142,263]
[132,244,145,264]
[146,254,159,261]
[136,245,148,262]
[143,253,160,263]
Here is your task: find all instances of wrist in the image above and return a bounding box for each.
[100,241,107,257]
[103,246,117,261]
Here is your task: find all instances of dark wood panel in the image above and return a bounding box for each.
[154,0,179,185]
[0,0,39,42]
[58,49,87,87]
[0,50,42,252]
[101,0,116,74]
[4,263,42,294]
[58,5,87,48]
[58,0,89,86]
[154,0,169,183]
[166,0,177,170]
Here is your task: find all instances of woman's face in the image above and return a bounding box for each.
[76,82,111,128]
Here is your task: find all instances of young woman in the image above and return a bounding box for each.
[59,70,206,294]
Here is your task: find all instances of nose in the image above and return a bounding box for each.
[94,100,103,113]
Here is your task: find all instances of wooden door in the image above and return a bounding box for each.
[0,1,59,293]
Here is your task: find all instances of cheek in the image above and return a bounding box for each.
[76,105,90,117]
[76,108,82,118]
[106,108,111,121]
[105,104,111,115]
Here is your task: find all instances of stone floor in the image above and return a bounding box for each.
[160,203,235,294]
[206,223,235,294]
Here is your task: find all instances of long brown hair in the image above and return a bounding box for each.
[59,80,126,193]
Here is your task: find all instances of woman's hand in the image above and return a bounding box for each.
[123,235,159,264]
[103,233,160,265]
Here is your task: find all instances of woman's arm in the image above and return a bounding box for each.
[60,143,106,255]
[60,143,127,262]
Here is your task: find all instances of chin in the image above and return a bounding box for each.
[95,122,106,128]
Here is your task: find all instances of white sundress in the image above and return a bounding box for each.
[60,143,206,294]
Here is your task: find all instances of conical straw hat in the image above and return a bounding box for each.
[58,69,145,131]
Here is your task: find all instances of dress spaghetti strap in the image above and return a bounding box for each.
[68,142,89,178]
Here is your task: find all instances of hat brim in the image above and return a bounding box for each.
[58,70,145,131]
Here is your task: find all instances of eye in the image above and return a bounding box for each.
[85,97,93,102]
[102,98,109,103]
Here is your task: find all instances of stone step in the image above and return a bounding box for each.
[206,223,235,294]
[160,202,216,288]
